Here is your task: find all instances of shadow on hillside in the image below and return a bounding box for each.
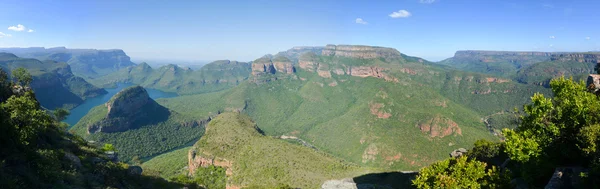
[353,171,418,189]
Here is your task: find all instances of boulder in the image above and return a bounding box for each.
[63,152,82,169]
[128,166,143,176]
[586,74,600,94]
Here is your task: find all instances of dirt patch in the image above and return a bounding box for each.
[329,81,338,87]
[433,100,447,108]
[369,102,392,119]
[417,115,462,138]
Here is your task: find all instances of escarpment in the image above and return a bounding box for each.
[87,86,170,133]
[550,53,600,63]
[322,44,402,59]
[251,56,295,76]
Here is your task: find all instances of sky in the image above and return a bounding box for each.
[0,0,598,62]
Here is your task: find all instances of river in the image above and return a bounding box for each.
[64,83,178,126]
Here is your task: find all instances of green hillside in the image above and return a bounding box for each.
[141,147,192,179]
[516,60,594,86]
[0,47,136,78]
[91,60,250,94]
[69,86,206,162]
[189,112,367,188]
[0,52,106,109]
[0,69,181,188]
[437,50,554,78]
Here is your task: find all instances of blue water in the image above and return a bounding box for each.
[64,83,178,126]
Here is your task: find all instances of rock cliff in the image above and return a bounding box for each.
[87,86,170,133]
[322,44,401,59]
[251,56,295,76]
[550,53,600,63]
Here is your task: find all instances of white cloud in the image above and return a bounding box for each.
[542,4,554,8]
[549,36,555,39]
[586,37,591,40]
[549,44,554,48]
[419,0,436,4]
[0,32,11,38]
[28,29,34,33]
[8,24,26,31]
[355,18,368,24]
[389,10,412,18]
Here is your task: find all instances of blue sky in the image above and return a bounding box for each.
[0,0,598,61]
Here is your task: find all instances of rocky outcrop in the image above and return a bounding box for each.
[188,150,233,176]
[449,148,467,158]
[587,74,600,94]
[551,53,600,63]
[272,56,295,74]
[417,115,462,138]
[322,44,401,59]
[87,86,170,133]
[544,167,585,189]
[348,66,399,82]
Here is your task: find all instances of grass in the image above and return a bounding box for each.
[191,112,373,188]
[141,147,192,179]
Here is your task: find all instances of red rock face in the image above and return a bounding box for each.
[188,150,233,176]
[272,61,294,74]
[417,116,462,138]
[298,60,318,72]
[348,66,398,82]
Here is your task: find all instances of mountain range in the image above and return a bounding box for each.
[14,44,600,188]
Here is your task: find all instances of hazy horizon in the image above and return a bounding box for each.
[1,0,599,62]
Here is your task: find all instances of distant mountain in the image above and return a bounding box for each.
[0,52,106,109]
[274,46,324,62]
[439,50,600,87]
[437,50,556,77]
[0,47,136,78]
[69,86,207,161]
[91,60,251,94]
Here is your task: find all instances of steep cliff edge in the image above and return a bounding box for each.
[87,86,170,133]
[322,44,402,60]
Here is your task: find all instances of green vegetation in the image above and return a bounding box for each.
[142,147,192,179]
[516,60,593,86]
[11,67,32,85]
[188,112,369,188]
[0,52,107,109]
[90,60,250,95]
[412,156,508,189]
[69,86,205,162]
[413,77,600,188]
[0,47,136,78]
[0,68,182,188]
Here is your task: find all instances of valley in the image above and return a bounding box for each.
[5,44,599,188]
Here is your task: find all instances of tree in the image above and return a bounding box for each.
[0,68,12,102]
[53,108,70,122]
[412,156,508,189]
[11,67,32,86]
[502,77,600,187]
[102,143,117,152]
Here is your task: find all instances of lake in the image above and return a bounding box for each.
[64,83,178,126]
